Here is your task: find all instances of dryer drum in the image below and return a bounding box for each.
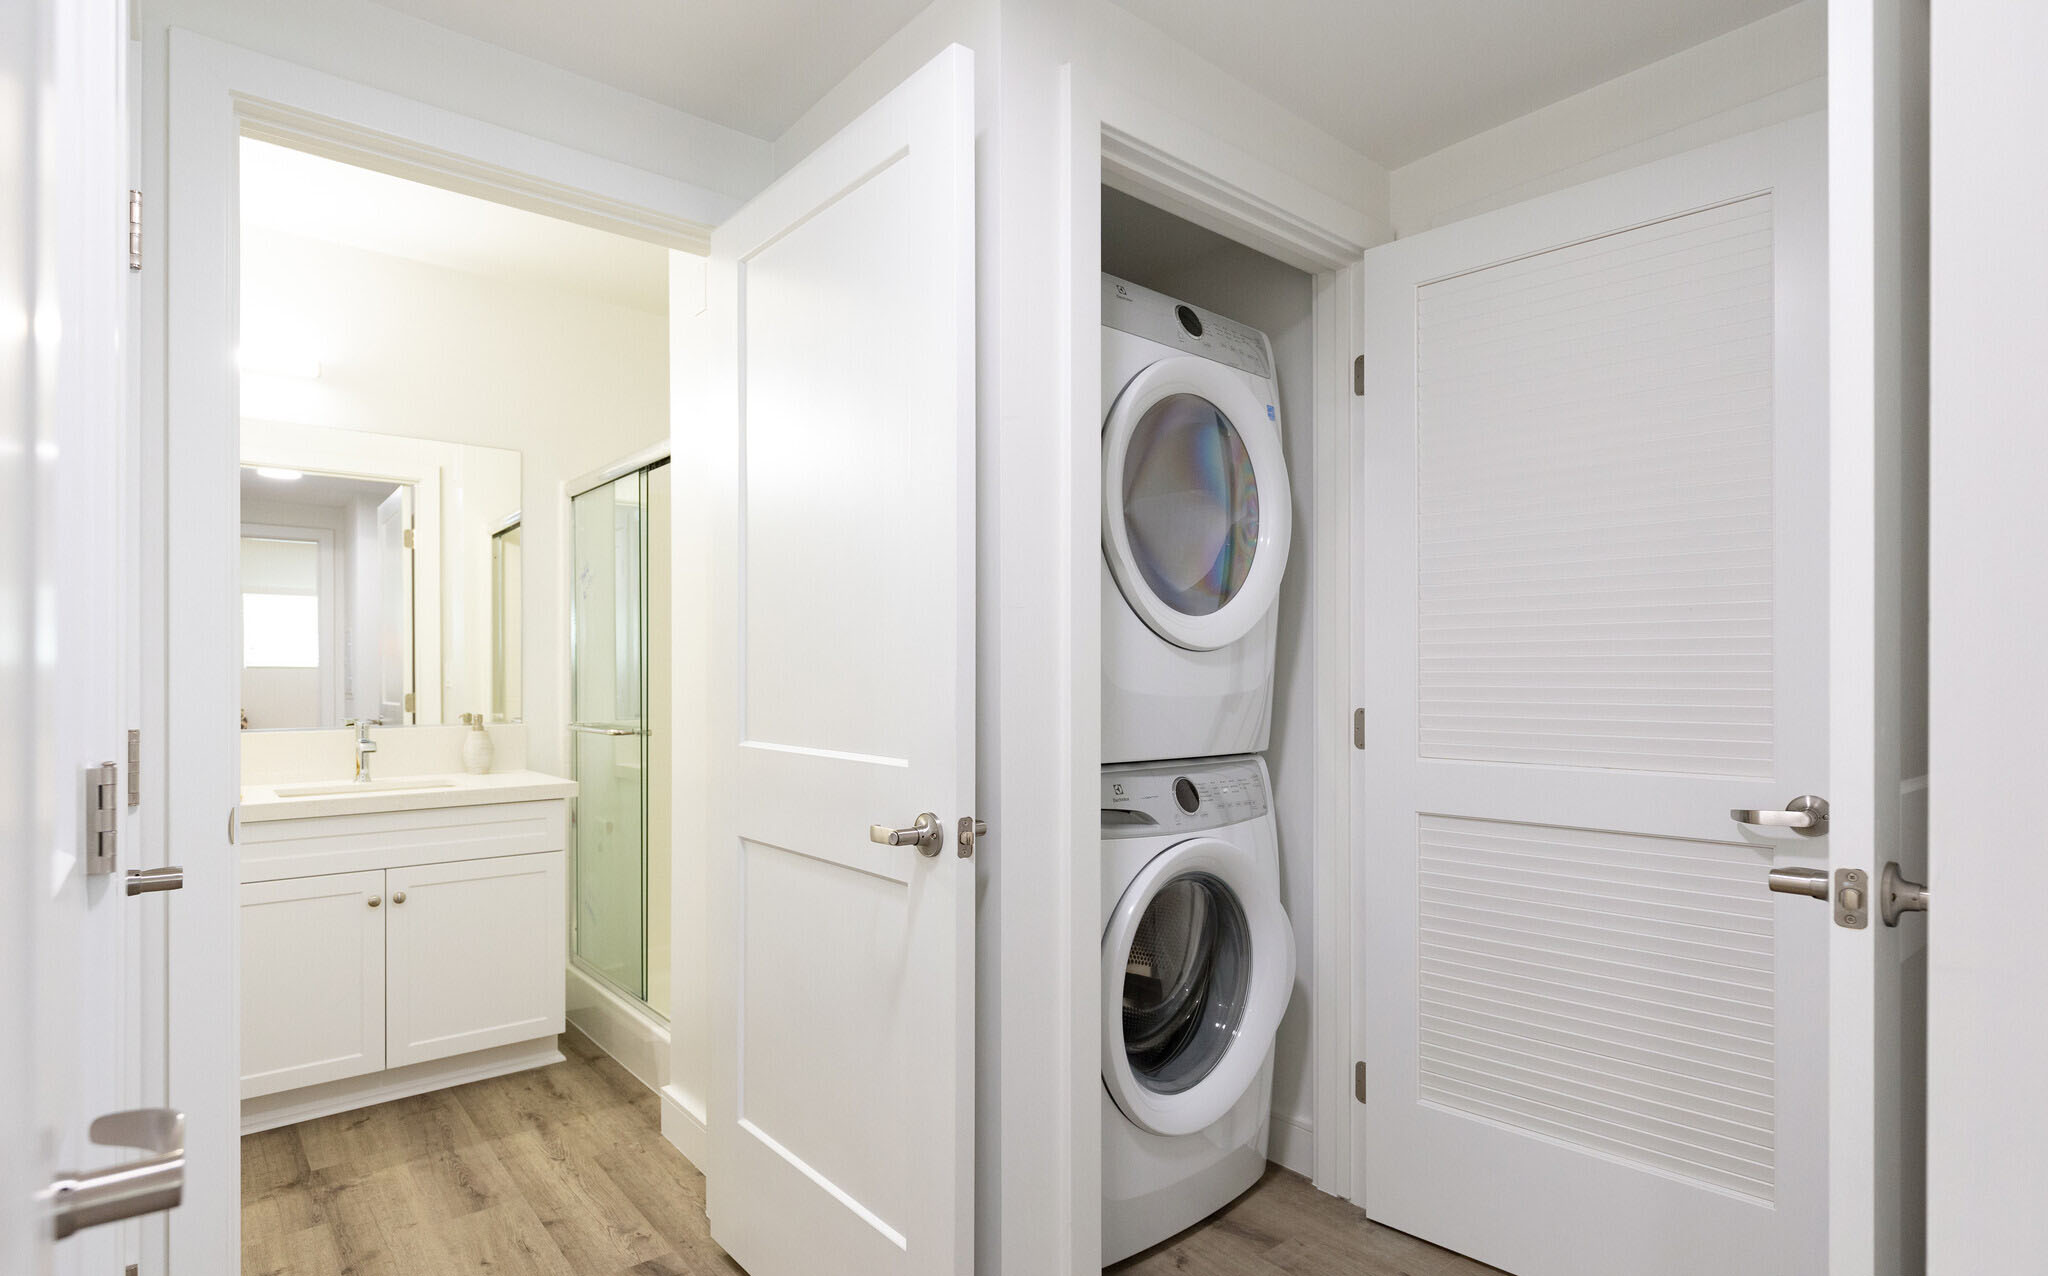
[1121,872,1252,1096]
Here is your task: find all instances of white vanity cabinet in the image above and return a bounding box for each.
[236,775,574,1131]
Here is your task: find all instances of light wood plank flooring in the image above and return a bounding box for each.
[245,1028,1500,1276]
[242,1028,735,1276]
[1109,1164,1506,1276]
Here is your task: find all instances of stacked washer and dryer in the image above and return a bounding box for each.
[1099,275,1297,1264]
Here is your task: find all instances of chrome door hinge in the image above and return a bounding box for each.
[87,762,119,875]
[1352,354,1364,397]
[126,728,141,806]
[127,191,142,271]
[1354,1060,1367,1104]
[402,691,416,715]
[402,528,415,549]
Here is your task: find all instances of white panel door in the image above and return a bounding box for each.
[239,870,387,1098]
[687,44,976,1276]
[1355,118,1831,1276]
[384,851,566,1067]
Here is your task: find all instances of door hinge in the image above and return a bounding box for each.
[126,728,141,806]
[402,528,415,549]
[402,691,416,714]
[127,190,142,271]
[1354,1060,1367,1104]
[1352,354,1364,396]
[87,761,119,875]
[1352,707,1365,750]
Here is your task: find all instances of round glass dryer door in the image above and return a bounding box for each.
[1102,837,1296,1138]
[1104,356,1291,651]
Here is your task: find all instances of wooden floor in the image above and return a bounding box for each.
[245,1029,1498,1276]
[1105,1165,1505,1276]
[242,1028,735,1276]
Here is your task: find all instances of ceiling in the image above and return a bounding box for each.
[371,0,1798,168]
[370,0,934,142]
[241,466,401,511]
[1103,0,1803,167]
[240,138,668,314]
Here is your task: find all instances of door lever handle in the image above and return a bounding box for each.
[870,812,943,857]
[1880,862,1929,926]
[47,1108,185,1238]
[1731,794,1829,835]
[1767,867,1831,900]
[125,866,183,896]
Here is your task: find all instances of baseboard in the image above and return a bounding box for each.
[1269,1111,1316,1177]
[661,1083,709,1171]
[566,962,672,1094]
[240,1038,563,1134]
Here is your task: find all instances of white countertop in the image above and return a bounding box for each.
[239,769,578,822]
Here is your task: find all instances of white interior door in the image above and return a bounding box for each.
[683,44,976,1276]
[376,485,413,723]
[1354,118,1837,1276]
[8,0,154,1271]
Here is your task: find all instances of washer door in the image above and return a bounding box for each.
[1102,836,1296,1137]
[1103,356,1292,651]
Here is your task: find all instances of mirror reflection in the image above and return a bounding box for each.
[237,425,521,730]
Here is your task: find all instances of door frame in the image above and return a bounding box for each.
[153,30,724,1271]
[1057,72,1388,1251]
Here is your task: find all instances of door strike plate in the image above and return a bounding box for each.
[1833,867,1869,929]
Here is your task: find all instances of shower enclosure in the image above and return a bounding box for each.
[569,457,671,1018]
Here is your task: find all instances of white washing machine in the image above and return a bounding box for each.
[1102,275,1293,765]
[1100,755,1295,1264]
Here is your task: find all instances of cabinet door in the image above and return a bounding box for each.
[385,852,565,1067]
[241,869,386,1099]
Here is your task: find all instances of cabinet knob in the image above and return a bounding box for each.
[367,895,381,908]
[391,890,407,904]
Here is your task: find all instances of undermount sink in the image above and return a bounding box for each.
[272,777,460,797]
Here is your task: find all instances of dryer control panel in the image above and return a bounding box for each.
[1101,755,1269,838]
[1101,274,1275,381]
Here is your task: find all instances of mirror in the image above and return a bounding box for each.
[239,421,521,730]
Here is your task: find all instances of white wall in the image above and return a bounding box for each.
[1101,187,1319,1173]
[1388,0,1827,235]
[237,226,668,777]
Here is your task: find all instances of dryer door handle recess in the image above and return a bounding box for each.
[869,812,944,857]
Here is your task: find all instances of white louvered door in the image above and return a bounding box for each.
[1355,118,1828,1276]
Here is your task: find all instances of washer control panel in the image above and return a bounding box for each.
[1101,756,1269,838]
[1102,274,1274,381]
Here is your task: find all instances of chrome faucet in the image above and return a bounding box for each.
[350,717,383,782]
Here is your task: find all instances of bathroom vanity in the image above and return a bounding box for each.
[236,770,576,1132]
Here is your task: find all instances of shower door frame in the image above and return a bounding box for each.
[564,442,673,1013]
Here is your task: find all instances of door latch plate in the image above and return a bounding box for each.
[1834,867,1868,929]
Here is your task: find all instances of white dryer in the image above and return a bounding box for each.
[1101,755,1294,1264]
[1101,274,1292,765]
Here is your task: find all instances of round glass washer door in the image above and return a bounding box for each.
[1103,356,1292,652]
[1102,836,1296,1138]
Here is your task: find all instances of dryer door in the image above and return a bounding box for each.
[1103,836,1295,1137]
[1103,356,1291,651]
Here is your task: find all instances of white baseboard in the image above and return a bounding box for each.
[1269,1111,1316,1177]
[661,1083,710,1172]
[239,1038,563,1134]
[566,962,672,1094]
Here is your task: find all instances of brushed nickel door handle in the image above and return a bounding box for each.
[1731,794,1829,835]
[869,812,943,857]
[47,1108,185,1238]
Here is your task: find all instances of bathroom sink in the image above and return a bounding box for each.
[272,777,460,797]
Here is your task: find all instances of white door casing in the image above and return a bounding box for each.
[1354,117,1830,1276]
[685,44,976,1276]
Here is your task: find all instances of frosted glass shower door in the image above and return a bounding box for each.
[570,472,650,1000]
